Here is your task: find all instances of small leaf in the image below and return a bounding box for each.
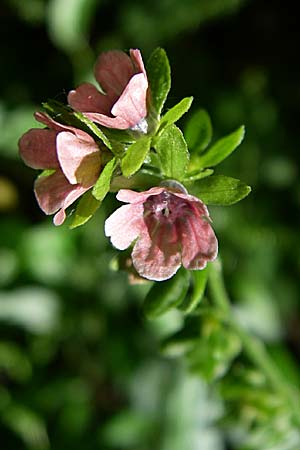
[185,108,212,153]
[197,125,245,168]
[155,124,189,180]
[146,48,171,116]
[70,191,100,229]
[191,175,251,206]
[73,111,112,149]
[143,269,190,319]
[183,168,214,182]
[121,136,151,177]
[92,157,116,201]
[180,268,208,313]
[159,97,193,130]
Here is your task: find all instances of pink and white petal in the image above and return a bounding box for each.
[34,112,92,142]
[94,50,134,97]
[104,203,144,250]
[111,73,148,127]
[84,112,130,130]
[19,129,59,169]
[132,224,181,281]
[116,187,164,204]
[56,131,101,186]
[68,82,113,115]
[179,213,218,270]
[173,191,210,216]
[130,49,147,76]
[34,170,87,217]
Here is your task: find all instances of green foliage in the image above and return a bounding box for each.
[146,48,171,117]
[121,136,152,177]
[159,96,193,131]
[154,124,189,180]
[73,111,112,149]
[143,269,190,319]
[197,125,245,168]
[191,175,251,205]
[92,157,116,200]
[70,190,100,229]
[185,108,212,153]
[179,267,209,313]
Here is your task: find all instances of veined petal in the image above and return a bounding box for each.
[34,170,88,225]
[111,73,148,126]
[56,131,101,186]
[104,203,144,250]
[132,224,181,281]
[94,50,135,96]
[19,129,59,169]
[130,49,147,76]
[179,210,218,270]
[68,82,113,115]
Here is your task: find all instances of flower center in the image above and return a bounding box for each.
[143,191,190,225]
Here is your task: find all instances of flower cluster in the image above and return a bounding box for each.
[19,47,249,281]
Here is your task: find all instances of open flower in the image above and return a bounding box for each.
[68,49,148,132]
[105,186,218,281]
[19,112,101,225]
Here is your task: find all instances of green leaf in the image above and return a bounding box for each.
[180,268,209,313]
[184,108,212,153]
[197,125,245,168]
[70,191,100,229]
[159,97,193,130]
[146,48,171,116]
[183,168,214,182]
[121,136,151,177]
[73,111,112,149]
[143,269,190,319]
[92,157,116,201]
[155,124,189,180]
[191,175,251,205]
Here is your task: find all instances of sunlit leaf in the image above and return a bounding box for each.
[147,48,171,116]
[159,96,193,130]
[155,124,189,180]
[70,191,100,229]
[92,157,116,200]
[121,136,151,177]
[184,108,212,153]
[197,125,245,168]
[191,175,251,205]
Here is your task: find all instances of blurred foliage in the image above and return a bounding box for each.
[1,0,300,449]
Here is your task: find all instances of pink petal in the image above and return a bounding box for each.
[68,82,113,115]
[56,131,101,186]
[19,129,59,169]
[34,170,88,220]
[34,112,93,142]
[132,224,181,281]
[83,112,130,130]
[179,209,218,270]
[130,49,147,76]
[104,203,144,250]
[116,187,164,204]
[94,50,135,96]
[111,73,148,126]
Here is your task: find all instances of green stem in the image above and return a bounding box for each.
[208,259,300,423]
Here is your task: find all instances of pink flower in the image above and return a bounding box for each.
[68,49,148,132]
[19,112,101,225]
[105,186,218,281]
